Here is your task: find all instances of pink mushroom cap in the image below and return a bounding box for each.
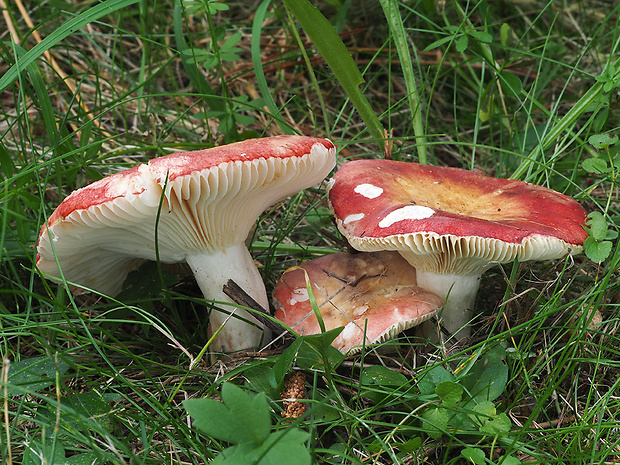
[328,160,587,275]
[273,251,444,353]
[327,159,588,339]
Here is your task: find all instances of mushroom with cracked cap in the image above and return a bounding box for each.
[327,159,588,340]
[273,251,444,353]
[37,135,337,354]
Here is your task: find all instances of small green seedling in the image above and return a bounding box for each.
[185,382,311,465]
[583,211,617,263]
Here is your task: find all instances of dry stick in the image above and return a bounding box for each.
[6,0,109,137]
[222,279,283,335]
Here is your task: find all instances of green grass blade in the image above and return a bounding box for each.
[172,0,224,113]
[511,57,620,180]
[251,0,294,134]
[0,0,140,93]
[379,0,427,164]
[282,0,385,152]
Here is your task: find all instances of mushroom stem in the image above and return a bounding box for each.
[414,271,481,339]
[186,242,271,353]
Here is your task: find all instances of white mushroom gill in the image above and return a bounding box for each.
[354,183,383,199]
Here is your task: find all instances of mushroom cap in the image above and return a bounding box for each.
[37,136,336,295]
[273,251,443,353]
[328,160,588,275]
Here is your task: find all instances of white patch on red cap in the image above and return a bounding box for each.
[344,213,365,225]
[289,287,309,306]
[379,205,435,228]
[354,184,383,199]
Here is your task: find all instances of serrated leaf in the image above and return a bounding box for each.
[479,412,512,435]
[472,400,496,416]
[397,437,422,453]
[214,429,311,465]
[585,211,609,241]
[462,447,486,464]
[184,383,271,445]
[421,407,449,439]
[584,237,612,263]
[418,365,454,395]
[435,381,463,406]
[588,133,619,148]
[582,158,609,174]
[499,454,522,465]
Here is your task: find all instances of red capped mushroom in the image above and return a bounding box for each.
[37,135,336,354]
[273,251,444,353]
[328,160,588,339]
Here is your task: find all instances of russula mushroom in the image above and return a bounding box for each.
[327,160,588,339]
[37,135,336,353]
[273,251,444,353]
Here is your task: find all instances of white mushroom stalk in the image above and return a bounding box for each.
[186,243,270,351]
[37,136,337,354]
[413,271,480,339]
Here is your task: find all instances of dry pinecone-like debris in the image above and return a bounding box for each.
[281,371,306,419]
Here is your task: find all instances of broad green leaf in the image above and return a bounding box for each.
[588,133,619,149]
[582,158,609,174]
[462,345,508,403]
[499,70,522,98]
[360,365,409,404]
[418,365,454,395]
[244,363,278,398]
[500,23,511,46]
[360,365,408,387]
[273,337,303,387]
[295,328,345,372]
[421,407,449,439]
[214,429,311,465]
[479,412,512,435]
[461,447,486,464]
[184,383,271,445]
[456,35,469,52]
[3,355,71,397]
[469,30,493,43]
[500,454,522,465]
[397,437,422,453]
[435,381,463,406]
[472,401,496,417]
[585,211,609,241]
[584,237,613,263]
